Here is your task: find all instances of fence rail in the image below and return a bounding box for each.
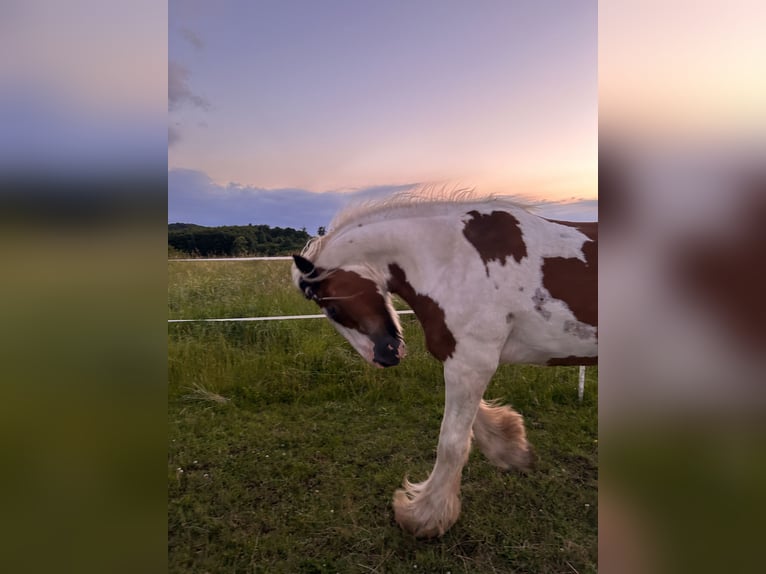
[168,310,415,323]
[169,256,293,261]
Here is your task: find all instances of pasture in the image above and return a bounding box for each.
[168,260,597,573]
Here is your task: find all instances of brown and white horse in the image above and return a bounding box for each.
[291,192,597,538]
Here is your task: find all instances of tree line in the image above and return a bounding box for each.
[168,223,314,257]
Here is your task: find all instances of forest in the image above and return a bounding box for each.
[168,223,313,257]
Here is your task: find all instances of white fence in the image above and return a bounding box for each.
[168,310,416,324]
[168,256,415,323]
[169,256,293,261]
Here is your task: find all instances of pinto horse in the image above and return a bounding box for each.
[291,192,597,538]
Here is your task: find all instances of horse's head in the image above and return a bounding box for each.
[292,254,405,368]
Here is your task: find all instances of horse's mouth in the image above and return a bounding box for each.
[373,354,400,368]
[372,338,406,368]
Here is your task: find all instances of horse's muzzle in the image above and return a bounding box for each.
[373,336,404,368]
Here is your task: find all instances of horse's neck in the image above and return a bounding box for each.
[324,215,453,286]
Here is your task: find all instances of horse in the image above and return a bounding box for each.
[291,190,597,538]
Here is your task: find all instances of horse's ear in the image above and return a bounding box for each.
[293,254,316,276]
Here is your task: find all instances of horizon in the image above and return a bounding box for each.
[168,173,597,233]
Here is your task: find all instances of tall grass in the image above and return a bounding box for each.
[168,260,597,573]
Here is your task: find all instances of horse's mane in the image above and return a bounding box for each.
[298,185,539,264]
[331,185,538,232]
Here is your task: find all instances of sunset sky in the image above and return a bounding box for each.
[168,0,597,229]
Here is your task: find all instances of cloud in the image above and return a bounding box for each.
[180,27,204,51]
[168,60,210,147]
[168,169,598,232]
[168,169,416,232]
[168,60,210,112]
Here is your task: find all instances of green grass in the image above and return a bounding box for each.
[169,260,597,573]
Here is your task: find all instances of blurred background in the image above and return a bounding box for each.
[0,1,167,573]
[1,1,764,573]
[599,1,765,572]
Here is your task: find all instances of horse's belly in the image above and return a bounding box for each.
[499,321,597,366]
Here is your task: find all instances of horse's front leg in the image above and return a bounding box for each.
[393,358,494,538]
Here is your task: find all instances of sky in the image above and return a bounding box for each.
[169,0,598,230]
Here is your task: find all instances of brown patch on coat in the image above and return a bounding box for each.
[312,269,394,336]
[387,263,456,361]
[541,222,598,327]
[546,355,597,366]
[463,210,527,276]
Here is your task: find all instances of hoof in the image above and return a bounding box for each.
[392,482,461,538]
[512,442,536,473]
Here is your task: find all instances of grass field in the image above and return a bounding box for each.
[168,260,597,573]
